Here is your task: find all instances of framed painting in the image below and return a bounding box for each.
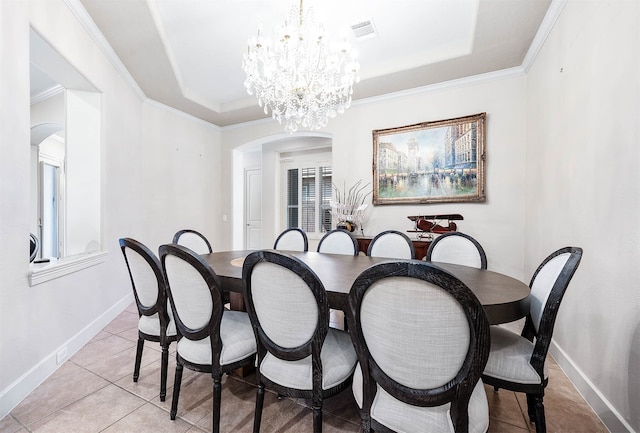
[372,113,486,205]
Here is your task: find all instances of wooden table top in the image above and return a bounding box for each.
[203,250,530,325]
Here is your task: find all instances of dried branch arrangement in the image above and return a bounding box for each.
[330,180,371,226]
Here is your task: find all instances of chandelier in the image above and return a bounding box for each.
[242,0,360,133]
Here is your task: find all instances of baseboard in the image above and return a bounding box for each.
[0,293,133,419]
[550,341,635,433]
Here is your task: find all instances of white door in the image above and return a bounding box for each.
[245,169,262,249]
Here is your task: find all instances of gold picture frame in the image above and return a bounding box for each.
[372,113,486,205]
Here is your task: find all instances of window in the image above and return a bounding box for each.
[285,163,332,234]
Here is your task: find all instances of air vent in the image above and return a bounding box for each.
[351,18,376,40]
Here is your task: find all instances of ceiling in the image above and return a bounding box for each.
[67,0,552,127]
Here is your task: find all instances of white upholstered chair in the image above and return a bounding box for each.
[482,247,582,433]
[347,260,490,433]
[273,227,308,251]
[119,237,177,402]
[172,229,213,254]
[242,250,357,433]
[426,232,488,269]
[317,229,358,256]
[159,243,256,433]
[367,230,415,259]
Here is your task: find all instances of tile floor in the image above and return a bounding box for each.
[1,304,609,433]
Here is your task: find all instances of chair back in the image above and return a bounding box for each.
[317,229,358,256]
[159,244,224,354]
[523,247,582,352]
[243,250,327,362]
[347,261,490,432]
[426,232,487,269]
[273,227,309,252]
[367,230,415,259]
[172,229,213,254]
[119,238,171,330]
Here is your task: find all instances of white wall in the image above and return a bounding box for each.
[222,75,528,279]
[525,1,640,431]
[0,0,221,416]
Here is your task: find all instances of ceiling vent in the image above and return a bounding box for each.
[351,18,377,40]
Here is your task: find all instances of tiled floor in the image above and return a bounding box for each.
[2,304,608,433]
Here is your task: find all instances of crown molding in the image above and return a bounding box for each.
[31,84,64,105]
[144,99,222,131]
[64,0,146,101]
[522,0,568,72]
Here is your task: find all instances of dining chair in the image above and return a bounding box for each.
[172,229,213,254]
[367,229,415,259]
[482,246,583,433]
[317,229,358,256]
[159,243,257,433]
[317,228,358,329]
[119,237,177,402]
[242,250,358,433]
[273,227,308,251]
[346,260,491,433]
[426,231,488,269]
[29,233,39,262]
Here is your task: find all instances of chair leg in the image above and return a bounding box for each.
[531,395,547,433]
[170,363,184,420]
[526,394,536,422]
[160,343,169,401]
[133,338,144,382]
[253,381,265,433]
[212,376,222,433]
[312,404,322,433]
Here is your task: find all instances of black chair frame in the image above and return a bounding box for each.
[273,227,309,251]
[30,233,39,262]
[317,229,359,256]
[347,261,490,433]
[119,237,176,401]
[243,250,353,433]
[481,246,582,433]
[366,229,416,259]
[159,243,255,432]
[426,231,488,269]
[172,229,213,253]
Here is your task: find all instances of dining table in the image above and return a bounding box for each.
[203,249,530,325]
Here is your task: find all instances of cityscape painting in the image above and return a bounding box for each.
[372,113,486,205]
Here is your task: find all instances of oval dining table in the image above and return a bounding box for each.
[203,249,530,325]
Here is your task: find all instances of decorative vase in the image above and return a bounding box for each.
[337,221,356,232]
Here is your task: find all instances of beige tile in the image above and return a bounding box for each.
[515,369,608,433]
[101,402,191,433]
[11,365,109,426]
[154,370,215,425]
[488,418,531,433]
[89,329,113,342]
[70,334,136,368]
[0,414,25,433]
[27,384,145,433]
[116,354,177,401]
[7,303,607,433]
[87,342,161,383]
[484,384,529,429]
[116,325,141,343]
[102,311,139,335]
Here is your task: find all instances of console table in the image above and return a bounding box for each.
[356,236,432,260]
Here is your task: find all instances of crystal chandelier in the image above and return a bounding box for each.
[242,0,360,133]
